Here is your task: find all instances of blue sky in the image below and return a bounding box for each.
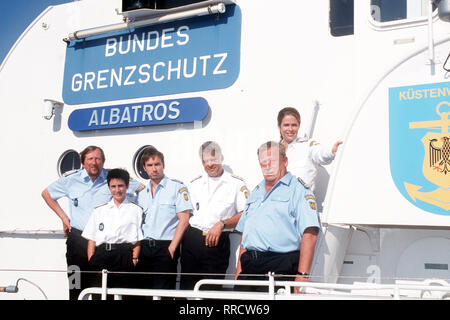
[0,0,71,64]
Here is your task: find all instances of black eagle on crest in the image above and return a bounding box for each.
[429,136,450,174]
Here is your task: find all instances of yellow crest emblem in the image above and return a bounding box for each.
[405,101,450,210]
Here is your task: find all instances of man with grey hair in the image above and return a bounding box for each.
[180,141,249,290]
[234,141,320,293]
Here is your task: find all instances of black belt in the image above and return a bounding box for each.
[142,238,171,247]
[246,250,299,260]
[98,243,133,252]
[69,228,83,236]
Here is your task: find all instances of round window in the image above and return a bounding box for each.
[58,149,81,176]
[133,145,155,180]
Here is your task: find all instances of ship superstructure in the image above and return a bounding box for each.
[1,0,450,299]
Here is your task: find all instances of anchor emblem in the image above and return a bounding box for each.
[404,101,450,210]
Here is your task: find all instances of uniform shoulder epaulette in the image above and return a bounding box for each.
[309,140,320,147]
[130,201,143,210]
[190,175,202,183]
[297,177,310,189]
[63,169,79,177]
[169,177,184,185]
[231,174,244,181]
[94,202,108,209]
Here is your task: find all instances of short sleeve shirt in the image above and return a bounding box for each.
[81,198,144,245]
[188,171,248,232]
[47,168,142,231]
[136,176,193,240]
[236,172,320,253]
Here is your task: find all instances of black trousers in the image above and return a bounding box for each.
[236,250,300,292]
[65,228,89,300]
[87,243,135,289]
[180,226,231,290]
[135,239,179,290]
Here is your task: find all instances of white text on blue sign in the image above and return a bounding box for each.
[63,5,241,105]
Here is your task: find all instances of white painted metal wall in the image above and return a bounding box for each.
[1,0,450,299]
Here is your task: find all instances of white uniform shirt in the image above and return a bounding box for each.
[82,198,144,246]
[188,171,248,232]
[286,136,335,192]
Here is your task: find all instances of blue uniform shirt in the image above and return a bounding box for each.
[47,168,142,231]
[235,172,320,253]
[137,176,193,240]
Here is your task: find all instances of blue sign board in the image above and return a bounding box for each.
[389,81,450,215]
[62,5,241,105]
[68,97,209,131]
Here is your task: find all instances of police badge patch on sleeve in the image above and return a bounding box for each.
[240,186,249,199]
[179,187,189,201]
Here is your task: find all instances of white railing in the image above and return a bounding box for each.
[77,270,450,300]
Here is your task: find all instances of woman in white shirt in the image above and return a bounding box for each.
[82,168,143,291]
[277,107,342,194]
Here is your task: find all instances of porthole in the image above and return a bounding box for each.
[58,149,81,176]
[133,145,155,180]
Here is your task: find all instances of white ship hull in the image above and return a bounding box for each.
[1,0,450,300]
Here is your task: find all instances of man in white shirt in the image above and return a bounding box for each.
[180,141,248,290]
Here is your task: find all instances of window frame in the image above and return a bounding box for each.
[367,0,438,31]
[133,145,155,180]
[57,149,81,177]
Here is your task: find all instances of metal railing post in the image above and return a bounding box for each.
[268,272,275,299]
[393,285,399,299]
[101,269,108,300]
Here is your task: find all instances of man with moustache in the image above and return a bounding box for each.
[234,141,320,293]
[41,146,144,300]
[180,141,248,290]
[135,146,193,290]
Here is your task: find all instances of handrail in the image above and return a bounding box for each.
[77,271,450,300]
[3,267,450,300]
[64,3,226,42]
